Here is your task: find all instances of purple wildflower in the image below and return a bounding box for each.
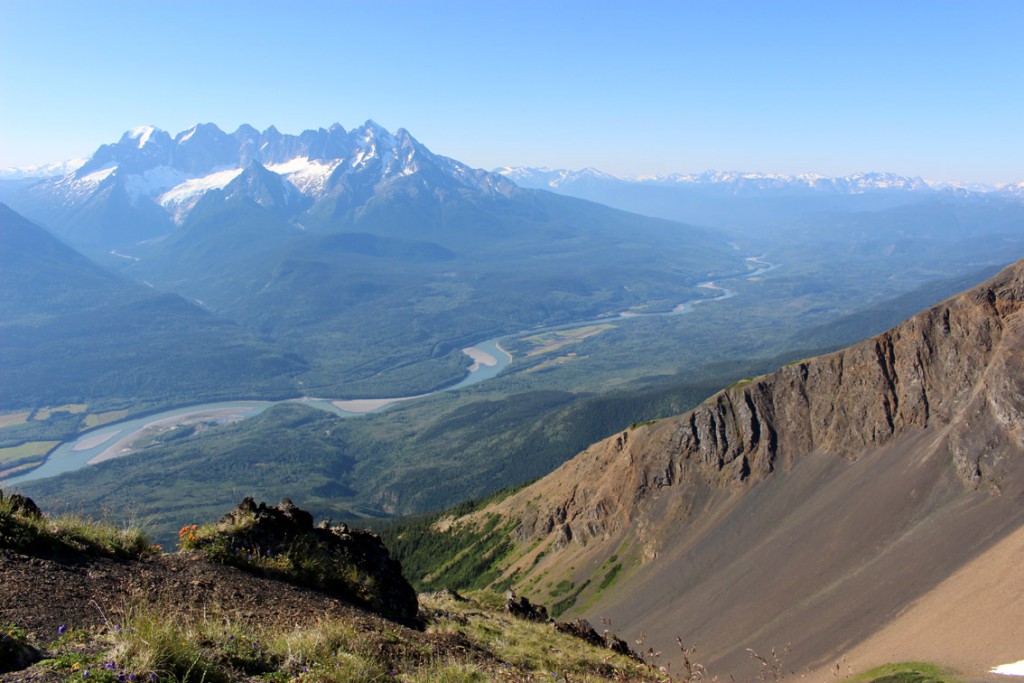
[58,625,67,635]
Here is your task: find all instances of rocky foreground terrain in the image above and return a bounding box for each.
[0,493,658,682]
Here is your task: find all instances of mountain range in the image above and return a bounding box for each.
[500,166,1024,198]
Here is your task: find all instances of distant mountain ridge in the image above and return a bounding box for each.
[499,165,1024,196]
[497,166,1024,231]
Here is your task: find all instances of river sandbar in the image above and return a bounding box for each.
[73,430,122,451]
[331,396,422,413]
[87,406,258,464]
[462,346,498,372]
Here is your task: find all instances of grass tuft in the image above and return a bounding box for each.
[850,662,963,683]
[0,493,158,558]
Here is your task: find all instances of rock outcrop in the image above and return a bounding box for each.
[0,630,41,675]
[202,497,419,625]
[554,618,637,660]
[505,589,549,622]
[0,490,41,520]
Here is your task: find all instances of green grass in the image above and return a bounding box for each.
[851,662,962,683]
[423,591,660,682]
[598,563,623,591]
[83,409,131,429]
[29,594,661,682]
[550,579,591,618]
[0,493,158,558]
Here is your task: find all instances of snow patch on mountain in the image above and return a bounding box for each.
[178,125,199,144]
[266,157,341,197]
[128,125,158,148]
[124,167,188,201]
[158,167,243,223]
[66,165,117,197]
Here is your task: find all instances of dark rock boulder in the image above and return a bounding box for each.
[0,490,41,520]
[554,618,639,660]
[505,590,549,622]
[0,631,41,674]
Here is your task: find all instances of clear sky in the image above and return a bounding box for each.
[1,0,1022,184]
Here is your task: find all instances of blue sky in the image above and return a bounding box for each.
[1,0,1022,183]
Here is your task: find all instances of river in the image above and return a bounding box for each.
[4,258,776,486]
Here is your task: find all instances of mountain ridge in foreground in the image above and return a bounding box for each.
[419,258,1024,678]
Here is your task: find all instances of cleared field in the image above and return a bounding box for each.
[521,324,616,357]
[0,440,60,464]
[0,411,32,429]
[83,410,130,429]
[34,404,88,420]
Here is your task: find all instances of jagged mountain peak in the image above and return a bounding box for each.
[175,122,227,142]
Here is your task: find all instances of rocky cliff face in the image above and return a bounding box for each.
[509,260,1024,556]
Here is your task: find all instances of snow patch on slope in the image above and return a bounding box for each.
[992,661,1024,676]
[266,157,341,197]
[158,167,243,223]
[128,125,157,148]
[124,167,187,201]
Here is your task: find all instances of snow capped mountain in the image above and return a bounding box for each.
[18,121,517,228]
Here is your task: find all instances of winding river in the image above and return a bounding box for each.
[4,257,777,486]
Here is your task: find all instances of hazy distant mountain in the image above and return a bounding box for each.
[498,166,1024,230]
[0,158,86,180]
[501,166,937,194]
[0,203,301,408]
